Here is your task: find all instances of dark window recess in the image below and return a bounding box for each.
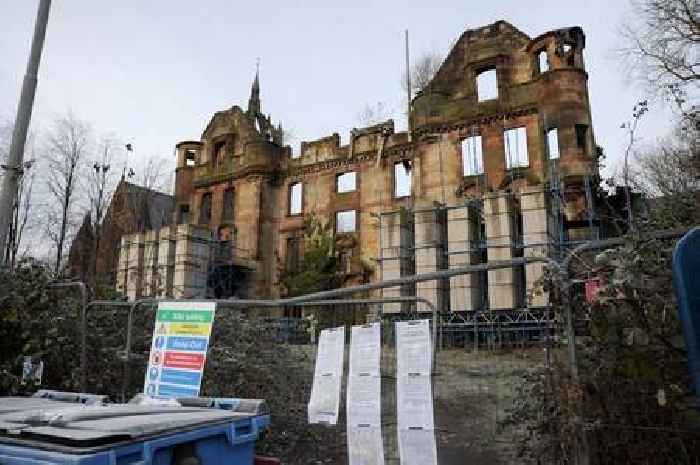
[286,237,301,272]
[178,204,190,224]
[575,124,588,149]
[213,141,226,166]
[199,193,212,225]
[185,150,196,167]
[222,188,234,222]
[339,250,353,274]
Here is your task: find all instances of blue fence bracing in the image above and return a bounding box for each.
[673,226,700,401]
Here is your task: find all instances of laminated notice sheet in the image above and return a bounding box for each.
[308,326,345,424]
[396,319,432,376]
[398,428,438,465]
[396,320,437,465]
[347,322,384,465]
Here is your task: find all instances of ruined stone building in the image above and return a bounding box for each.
[115,20,599,322]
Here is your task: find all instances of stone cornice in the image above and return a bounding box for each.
[285,144,414,179]
[414,105,540,137]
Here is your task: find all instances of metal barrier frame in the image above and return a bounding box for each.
[67,228,686,394]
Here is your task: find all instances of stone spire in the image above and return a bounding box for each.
[247,62,261,117]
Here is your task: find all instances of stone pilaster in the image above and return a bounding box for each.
[484,192,517,310]
[173,224,211,299]
[447,205,481,311]
[521,186,553,307]
[380,211,411,314]
[142,230,160,297]
[126,233,145,301]
[157,225,177,298]
[414,208,444,313]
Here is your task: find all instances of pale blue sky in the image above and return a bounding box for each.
[0,0,673,180]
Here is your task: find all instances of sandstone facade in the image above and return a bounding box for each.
[115,21,599,315]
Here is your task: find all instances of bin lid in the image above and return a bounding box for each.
[0,397,258,451]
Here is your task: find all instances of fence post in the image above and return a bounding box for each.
[673,226,700,402]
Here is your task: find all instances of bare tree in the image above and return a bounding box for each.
[620,100,649,228]
[621,0,699,97]
[1,119,38,266]
[45,114,91,274]
[356,102,392,127]
[410,52,443,96]
[86,136,118,282]
[633,118,699,196]
[5,164,36,268]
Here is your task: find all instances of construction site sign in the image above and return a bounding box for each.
[144,301,216,398]
[308,326,345,425]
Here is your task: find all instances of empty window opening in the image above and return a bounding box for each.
[477,68,498,102]
[178,204,190,224]
[213,141,226,166]
[547,128,560,159]
[336,210,357,233]
[563,43,573,53]
[394,160,412,198]
[538,50,549,73]
[185,150,196,167]
[575,124,588,150]
[222,188,235,222]
[504,127,529,169]
[289,182,302,215]
[461,135,484,176]
[291,149,300,159]
[199,193,212,225]
[336,171,357,193]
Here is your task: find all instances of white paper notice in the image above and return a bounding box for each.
[348,426,385,465]
[397,373,434,429]
[396,319,432,376]
[347,322,384,465]
[308,326,345,425]
[396,320,437,465]
[398,428,438,465]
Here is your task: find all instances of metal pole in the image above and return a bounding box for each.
[0,0,51,261]
[405,29,411,141]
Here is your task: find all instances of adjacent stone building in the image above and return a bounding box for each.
[114,21,599,318]
[68,179,174,289]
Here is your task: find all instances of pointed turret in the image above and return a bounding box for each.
[247,67,261,117]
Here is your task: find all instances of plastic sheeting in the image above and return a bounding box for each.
[396,320,437,465]
[347,322,384,465]
[308,326,345,424]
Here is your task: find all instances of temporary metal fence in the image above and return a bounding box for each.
[39,229,688,464]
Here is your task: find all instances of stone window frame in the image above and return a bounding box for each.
[535,48,549,75]
[199,192,213,225]
[221,187,235,223]
[178,204,190,224]
[185,149,197,167]
[336,171,357,194]
[335,209,357,234]
[461,132,484,177]
[575,124,589,150]
[546,127,560,160]
[393,160,412,199]
[288,181,303,216]
[475,66,499,102]
[503,126,529,169]
[210,134,235,167]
